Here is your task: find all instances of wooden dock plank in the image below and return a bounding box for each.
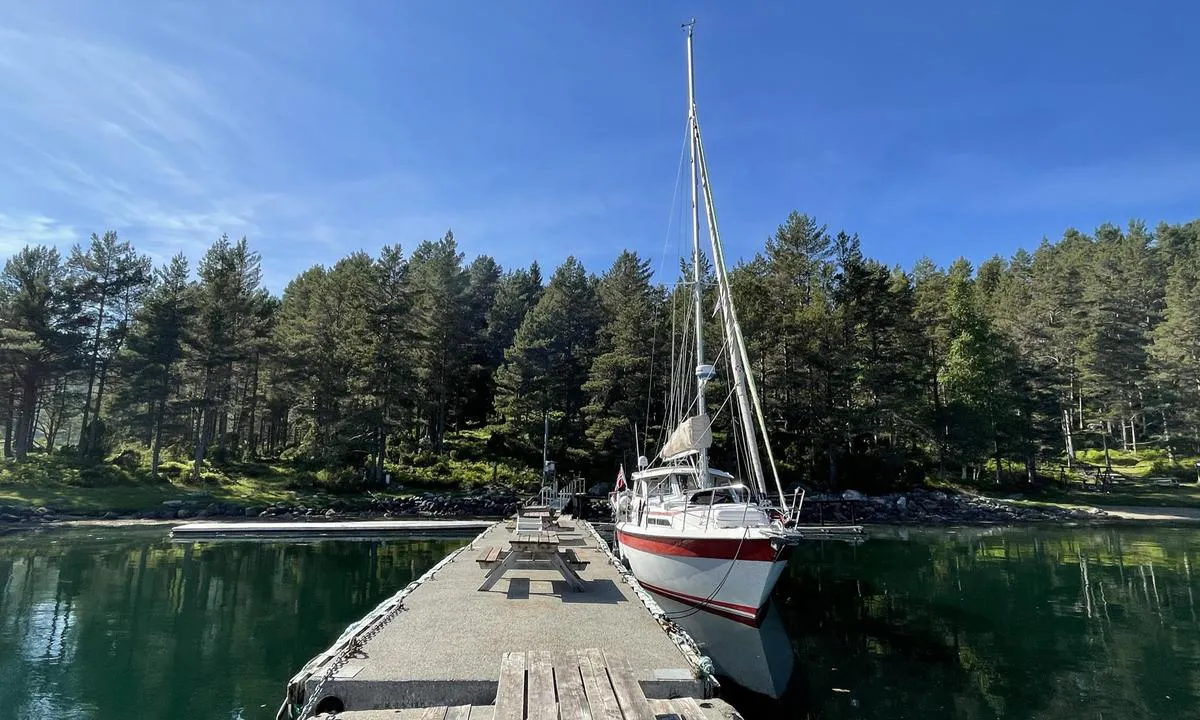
[671,696,708,720]
[601,649,654,720]
[418,706,449,720]
[527,651,556,720]
[467,707,495,720]
[494,652,526,720]
[578,649,622,720]
[444,706,472,720]
[552,651,591,720]
[649,699,680,719]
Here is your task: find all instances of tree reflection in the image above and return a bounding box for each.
[0,530,466,720]
[778,527,1200,720]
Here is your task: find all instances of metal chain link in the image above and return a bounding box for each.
[294,604,407,719]
[289,526,491,719]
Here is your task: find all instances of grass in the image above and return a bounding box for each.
[0,483,194,514]
[1009,482,1200,510]
[0,430,542,515]
[963,449,1200,509]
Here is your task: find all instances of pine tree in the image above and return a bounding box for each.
[186,235,269,477]
[67,230,151,455]
[487,264,544,367]
[1080,222,1161,453]
[408,232,470,452]
[937,259,1025,482]
[114,254,193,474]
[366,244,415,477]
[583,251,659,465]
[495,257,600,461]
[0,247,85,458]
[462,256,502,426]
[1149,244,1200,456]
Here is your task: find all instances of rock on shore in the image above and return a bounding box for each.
[0,487,524,525]
[0,486,1114,527]
[792,488,1107,525]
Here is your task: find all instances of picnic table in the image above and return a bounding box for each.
[477,516,588,592]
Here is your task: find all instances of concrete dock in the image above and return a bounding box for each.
[282,518,714,718]
[170,519,494,540]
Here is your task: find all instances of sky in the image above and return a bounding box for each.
[1,1,1197,291]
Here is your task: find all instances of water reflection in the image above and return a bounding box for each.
[0,528,467,720]
[647,591,796,699]
[776,526,1200,720]
[5,526,1200,720]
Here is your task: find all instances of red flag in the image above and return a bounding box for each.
[616,465,626,491]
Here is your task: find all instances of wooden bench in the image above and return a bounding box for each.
[478,526,583,592]
[515,515,544,534]
[557,547,588,571]
[477,547,504,568]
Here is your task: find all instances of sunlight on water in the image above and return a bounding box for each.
[0,528,467,720]
[683,525,1200,720]
[2,525,1199,719]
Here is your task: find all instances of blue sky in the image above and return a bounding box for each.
[1,2,1197,291]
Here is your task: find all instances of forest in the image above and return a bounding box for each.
[1,212,1198,494]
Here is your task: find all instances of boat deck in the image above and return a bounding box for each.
[285,518,708,714]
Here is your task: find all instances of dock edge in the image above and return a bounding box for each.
[279,519,719,720]
[280,523,497,720]
[576,520,718,693]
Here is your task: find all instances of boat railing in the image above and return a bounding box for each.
[680,482,753,530]
[786,488,806,525]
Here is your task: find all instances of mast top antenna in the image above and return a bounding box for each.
[682,18,696,33]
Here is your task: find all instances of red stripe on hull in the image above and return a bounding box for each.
[616,527,785,562]
[639,580,764,626]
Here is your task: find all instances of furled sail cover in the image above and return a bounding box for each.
[659,414,713,461]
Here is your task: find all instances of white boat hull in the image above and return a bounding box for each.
[646,591,796,698]
[615,524,791,625]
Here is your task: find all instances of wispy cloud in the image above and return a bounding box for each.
[871,151,1200,219]
[0,18,259,263]
[0,6,624,289]
[0,214,78,256]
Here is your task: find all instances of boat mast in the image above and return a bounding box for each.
[687,29,789,510]
[684,20,710,487]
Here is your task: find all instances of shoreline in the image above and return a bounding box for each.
[7,487,1200,530]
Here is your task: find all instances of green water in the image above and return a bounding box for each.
[745,526,1200,719]
[0,527,467,720]
[2,526,1198,720]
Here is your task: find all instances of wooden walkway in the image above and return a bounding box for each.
[283,519,710,717]
[331,649,715,720]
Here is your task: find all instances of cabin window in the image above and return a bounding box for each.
[690,487,746,505]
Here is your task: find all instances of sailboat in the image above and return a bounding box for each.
[645,590,797,699]
[610,22,805,626]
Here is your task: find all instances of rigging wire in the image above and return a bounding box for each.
[643,116,695,461]
[662,525,752,621]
